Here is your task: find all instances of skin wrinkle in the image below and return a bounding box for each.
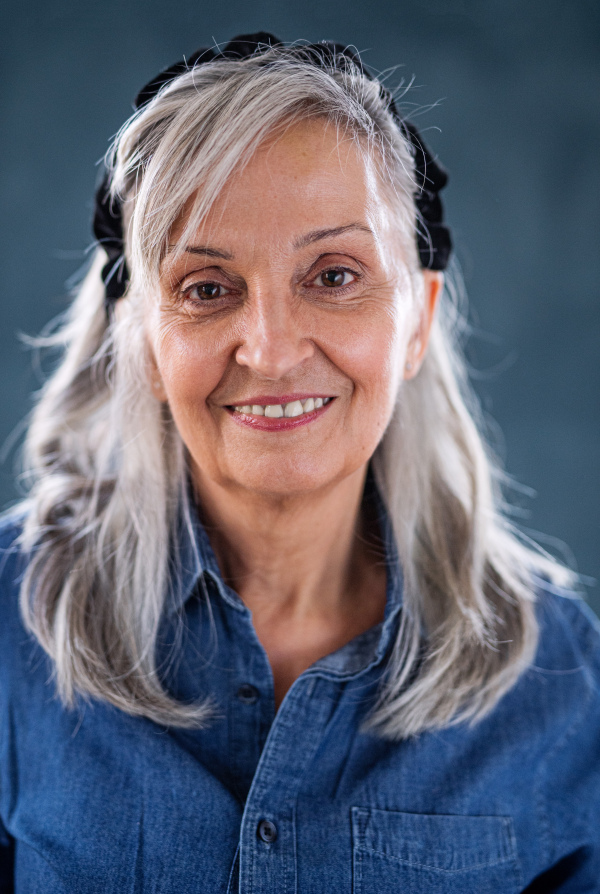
[162,224,375,266]
[146,117,441,707]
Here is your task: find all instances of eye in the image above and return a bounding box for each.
[315,268,356,288]
[185,281,230,301]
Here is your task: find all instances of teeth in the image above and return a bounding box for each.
[265,404,284,418]
[284,400,304,418]
[232,397,331,418]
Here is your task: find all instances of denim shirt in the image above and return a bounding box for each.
[0,496,599,894]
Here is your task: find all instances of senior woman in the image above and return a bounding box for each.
[0,32,598,893]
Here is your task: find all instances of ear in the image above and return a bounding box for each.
[404,270,443,380]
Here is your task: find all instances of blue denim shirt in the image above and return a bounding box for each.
[0,495,599,893]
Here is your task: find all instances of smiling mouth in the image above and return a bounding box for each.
[228,397,334,419]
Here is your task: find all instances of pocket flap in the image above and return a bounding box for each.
[352,807,518,871]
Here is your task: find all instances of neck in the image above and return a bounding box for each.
[191,464,379,621]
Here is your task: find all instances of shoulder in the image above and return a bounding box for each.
[523,581,600,865]
[492,578,600,745]
[525,579,600,727]
[533,579,600,681]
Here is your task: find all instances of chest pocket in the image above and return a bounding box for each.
[351,807,522,894]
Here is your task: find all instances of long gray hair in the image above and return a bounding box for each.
[17,45,574,739]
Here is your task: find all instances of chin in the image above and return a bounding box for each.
[221,454,354,500]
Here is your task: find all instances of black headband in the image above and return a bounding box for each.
[93,32,452,307]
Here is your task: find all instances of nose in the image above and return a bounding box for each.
[235,289,314,379]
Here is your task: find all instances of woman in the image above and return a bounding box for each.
[0,32,598,893]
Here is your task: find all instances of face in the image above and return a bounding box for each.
[147,118,439,502]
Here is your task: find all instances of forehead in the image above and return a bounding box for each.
[170,118,393,248]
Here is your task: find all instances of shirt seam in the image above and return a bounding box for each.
[353,846,518,872]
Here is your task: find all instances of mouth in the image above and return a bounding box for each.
[224,395,336,430]
[227,396,333,419]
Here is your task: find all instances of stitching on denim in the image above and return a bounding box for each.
[504,815,523,889]
[352,810,365,894]
[354,844,518,872]
[243,683,330,894]
[355,846,363,894]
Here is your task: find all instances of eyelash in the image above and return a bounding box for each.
[181,267,359,304]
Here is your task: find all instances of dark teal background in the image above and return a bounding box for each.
[1,1,598,612]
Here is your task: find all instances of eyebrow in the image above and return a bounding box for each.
[164,245,234,261]
[293,223,375,250]
[164,223,374,265]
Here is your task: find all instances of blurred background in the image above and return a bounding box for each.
[1,0,598,612]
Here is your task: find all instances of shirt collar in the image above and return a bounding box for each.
[167,496,241,616]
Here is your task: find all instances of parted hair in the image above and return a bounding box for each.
[17,44,574,739]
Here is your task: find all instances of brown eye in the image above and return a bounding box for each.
[317,269,354,288]
[188,282,228,301]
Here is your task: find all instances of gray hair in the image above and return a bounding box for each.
[18,45,574,738]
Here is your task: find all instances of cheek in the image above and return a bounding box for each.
[153,323,227,417]
[323,302,408,412]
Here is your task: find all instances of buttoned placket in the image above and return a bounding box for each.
[183,572,336,893]
[224,589,277,801]
[187,562,399,894]
[166,479,403,892]
[224,607,400,893]
[236,674,333,894]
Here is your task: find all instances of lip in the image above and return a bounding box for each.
[225,396,335,431]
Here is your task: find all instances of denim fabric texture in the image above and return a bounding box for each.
[0,485,599,893]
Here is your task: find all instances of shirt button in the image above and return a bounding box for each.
[257,819,278,844]
[237,683,259,704]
